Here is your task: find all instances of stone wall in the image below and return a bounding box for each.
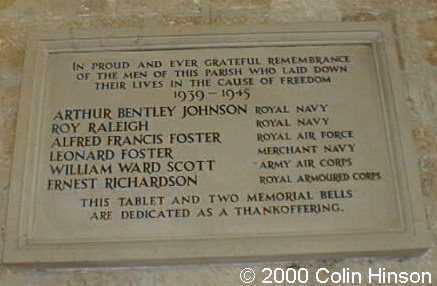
[0,0,436,285]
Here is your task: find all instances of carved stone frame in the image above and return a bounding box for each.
[3,23,431,266]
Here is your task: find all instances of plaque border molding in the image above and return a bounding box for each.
[3,23,431,265]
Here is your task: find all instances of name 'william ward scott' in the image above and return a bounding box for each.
[182,104,247,119]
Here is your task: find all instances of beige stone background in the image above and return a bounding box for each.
[0,0,436,285]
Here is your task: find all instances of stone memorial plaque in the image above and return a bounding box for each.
[3,23,431,265]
